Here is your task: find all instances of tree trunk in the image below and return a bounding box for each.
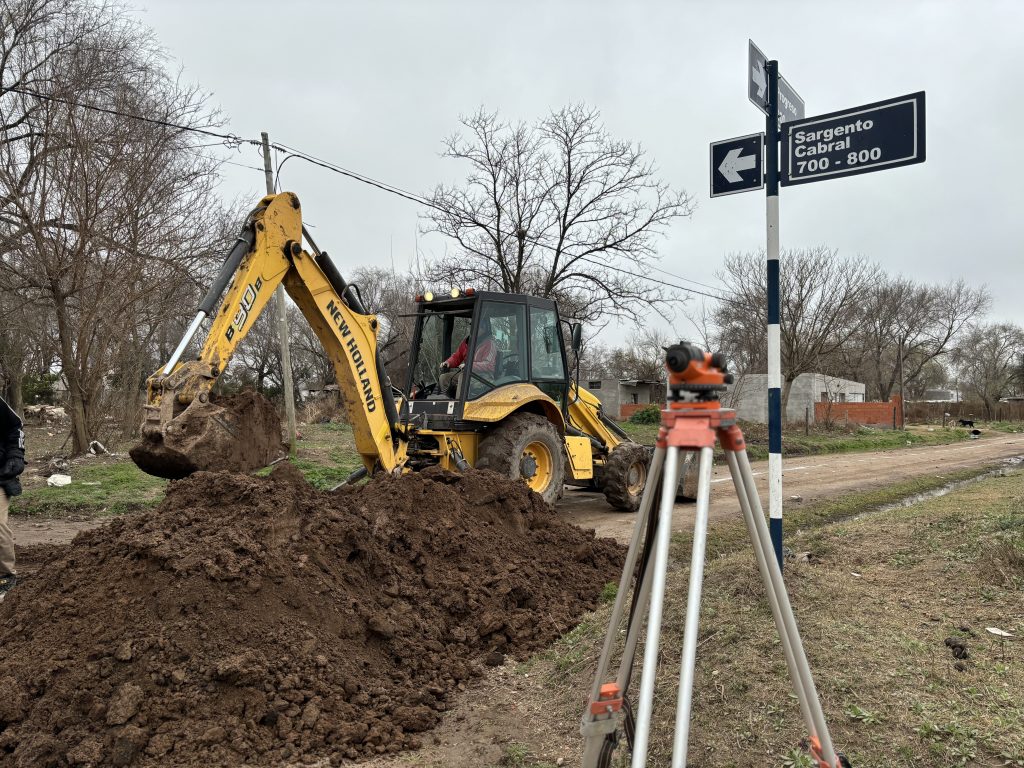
[3,372,24,418]
[781,375,796,416]
[67,381,90,454]
[53,296,90,454]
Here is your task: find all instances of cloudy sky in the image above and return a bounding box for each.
[132,0,1023,344]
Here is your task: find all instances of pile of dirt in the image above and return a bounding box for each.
[0,465,623,767]
[130,391,283,480]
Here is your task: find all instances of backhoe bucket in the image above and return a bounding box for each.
[130,391,284,479]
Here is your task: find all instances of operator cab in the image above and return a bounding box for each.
[405,290,570,427]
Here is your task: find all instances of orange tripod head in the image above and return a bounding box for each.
[665,342,734,401]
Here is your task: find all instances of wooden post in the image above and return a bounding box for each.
[262,132,297,455]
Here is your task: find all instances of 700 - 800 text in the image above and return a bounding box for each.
[796,147,882,174]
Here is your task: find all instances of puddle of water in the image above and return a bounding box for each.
[853,455,1024,520]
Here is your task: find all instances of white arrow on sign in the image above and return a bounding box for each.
[718,148,757,183]
[751,59,767,99]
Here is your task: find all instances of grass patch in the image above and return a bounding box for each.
[493,742,559,768]
[10,461,167,518]
[292,422,364,488]
[599,581,618,604]
[983,420,1024,434]
[246,422,366,490]
[541,617,603,680]
[675,465,1000,562]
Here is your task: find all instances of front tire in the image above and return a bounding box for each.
[603,443,651,512]
[475,412,565,505]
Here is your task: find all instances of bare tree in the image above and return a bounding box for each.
[850,278,989,401]
[0,2,228,451]
[348,266,421,385]
[715,247,879,410]
[953,323,1024,418]
[579,328,671,383]
[425,105,693,326]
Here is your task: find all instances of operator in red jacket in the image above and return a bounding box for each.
[439,316,497,397]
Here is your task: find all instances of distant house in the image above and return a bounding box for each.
[729,373,866,424]
[584,378,662,421]
[300,383,340,403]
[918,389,960,403]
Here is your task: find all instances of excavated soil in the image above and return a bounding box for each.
[0,465,623,767]
[129,391,284,480]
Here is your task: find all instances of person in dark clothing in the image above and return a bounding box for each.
[0,395,25,599]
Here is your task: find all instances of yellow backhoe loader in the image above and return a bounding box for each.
[131,192,676,510]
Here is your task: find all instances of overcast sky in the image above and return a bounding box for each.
[132,0,1023,345]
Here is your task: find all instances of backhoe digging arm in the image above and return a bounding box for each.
[132,192,405,479]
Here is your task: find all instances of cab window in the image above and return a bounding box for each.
[529,306,567,405]
[530,307,566,380]
[466,302,528,398]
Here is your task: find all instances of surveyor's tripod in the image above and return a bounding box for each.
[581,343,847,768]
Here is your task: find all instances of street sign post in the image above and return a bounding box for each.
[710,133,764,197]
[781,92,925,186]
[727,40,925,576]
[746,39,787,570]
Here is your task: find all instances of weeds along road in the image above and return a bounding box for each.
[558,432,1024,542]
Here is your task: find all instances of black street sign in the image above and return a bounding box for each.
[778,76,805,125]
[710,133,764,197]
[748,40,770,115]
[781,92,926,186]
[748,40,805,127]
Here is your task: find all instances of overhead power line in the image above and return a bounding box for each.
[4,85,254,147]
[4,85,739,305]
[272,146,738,305]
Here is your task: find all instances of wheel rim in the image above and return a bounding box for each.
[626,460,647,496]
[520,440,554,494]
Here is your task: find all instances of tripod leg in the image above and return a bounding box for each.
[669,445,715,768]
[727,448,839,767]
[630,446,682,768]
[582,446,666,768]
[616,447,666,690]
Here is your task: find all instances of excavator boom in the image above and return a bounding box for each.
[131,193,404,479]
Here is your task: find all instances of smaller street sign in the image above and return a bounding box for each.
[778,76,805,125]
[710,133,764,198]
[781,91,925,186]
[748,40,769,115]
[748,40,805,127]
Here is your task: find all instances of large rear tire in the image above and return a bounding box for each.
[603,443,651,512]
[475,412,565,505]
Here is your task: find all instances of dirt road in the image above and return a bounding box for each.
[558,432,1024,541]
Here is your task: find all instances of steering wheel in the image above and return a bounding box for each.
[501,353,520,376]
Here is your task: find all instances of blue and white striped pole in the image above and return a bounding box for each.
[765,60,784,570]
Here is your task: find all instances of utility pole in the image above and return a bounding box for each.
[261,132,297,455]
[898,334,906,430]
[765,60,784,571]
